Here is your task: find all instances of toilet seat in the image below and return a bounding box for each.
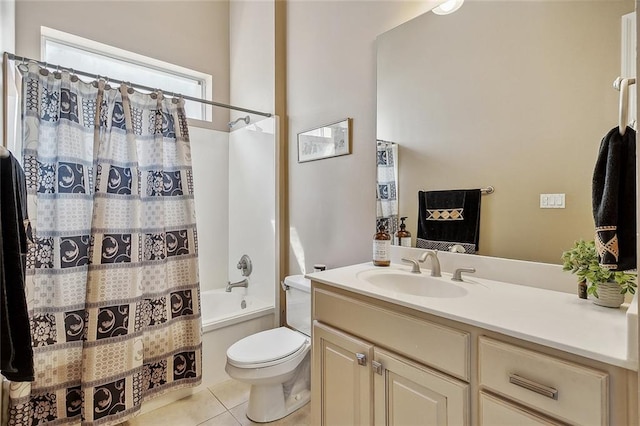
[227,327,308,369]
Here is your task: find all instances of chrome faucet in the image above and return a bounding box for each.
[420,250,442,277]
[226,278,249,292]
[452,268,476,282]
[402,250,441,276]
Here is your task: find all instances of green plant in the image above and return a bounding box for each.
[561,240,637,297]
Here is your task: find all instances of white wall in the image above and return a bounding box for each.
[190,126,230,292]
[228,117,277,303]
[286,1,436,274]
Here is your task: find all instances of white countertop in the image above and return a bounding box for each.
[307,262,637,371]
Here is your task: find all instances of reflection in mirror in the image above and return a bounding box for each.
[376,140,399,236]
[376,1,635,264]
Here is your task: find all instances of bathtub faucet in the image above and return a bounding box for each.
[226,278,249,292]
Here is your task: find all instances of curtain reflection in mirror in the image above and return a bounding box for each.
[376,140,399,238]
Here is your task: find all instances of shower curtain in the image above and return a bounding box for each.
[376,140,399,237]
[7,63,201,425]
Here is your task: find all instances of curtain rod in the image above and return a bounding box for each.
[4,52,273,118]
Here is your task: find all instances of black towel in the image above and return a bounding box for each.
[1,153,34,382]
[417,189,481,253]
[592,126,636,271]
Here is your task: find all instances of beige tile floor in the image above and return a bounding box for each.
[121,380,310,426]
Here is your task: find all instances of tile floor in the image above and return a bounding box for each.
[121,380,310,426]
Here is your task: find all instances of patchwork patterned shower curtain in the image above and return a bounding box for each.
[376,140,399,236]
[8,63,201,425]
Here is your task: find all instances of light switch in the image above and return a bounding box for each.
[540,193,566,209]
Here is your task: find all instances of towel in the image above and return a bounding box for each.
[1,153,34,381]
[592,126,636,271]
[417,189,481,253]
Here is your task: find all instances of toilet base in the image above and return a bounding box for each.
[247,385,310,423]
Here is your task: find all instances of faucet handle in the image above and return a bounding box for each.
[452,267,476,282]
[401,258,421,273]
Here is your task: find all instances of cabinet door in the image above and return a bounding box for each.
[373,348,469,426]
[312,321,374,426]
[480,392,563,426]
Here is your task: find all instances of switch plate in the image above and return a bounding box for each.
[540,193,565,208]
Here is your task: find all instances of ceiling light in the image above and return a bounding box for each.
[432,0,464,15]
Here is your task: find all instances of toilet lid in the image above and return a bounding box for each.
[227,327,307,366]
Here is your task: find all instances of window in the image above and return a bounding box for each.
[41,27,212,121]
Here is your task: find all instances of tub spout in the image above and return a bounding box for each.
[226,278,249,292]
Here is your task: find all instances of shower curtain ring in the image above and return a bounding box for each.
[18,58,29,73]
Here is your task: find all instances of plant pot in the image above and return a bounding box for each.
[592,281,624,308]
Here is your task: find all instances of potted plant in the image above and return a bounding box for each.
[561,240,636,308]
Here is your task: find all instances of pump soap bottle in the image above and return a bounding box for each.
[373,224,391,266]
[395,217,412,247]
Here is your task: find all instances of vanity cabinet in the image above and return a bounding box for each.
[312,321,469,426]
[479,391,563,426]
[312,322,373,425]
[311,284,470,425]
[478,337,609,426]
[311,281,636,426]
[373,347,469,425]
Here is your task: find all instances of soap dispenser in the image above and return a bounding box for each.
[395,217,412,247]
[373,223,391,267]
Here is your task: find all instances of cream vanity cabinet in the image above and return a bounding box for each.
[311,283,471,425]
[311,281,637,426]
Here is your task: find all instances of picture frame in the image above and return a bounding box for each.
[297,118,352,163]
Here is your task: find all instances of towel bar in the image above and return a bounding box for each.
[613,76,636,136]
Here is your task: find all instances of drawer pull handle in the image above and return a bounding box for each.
[356,353,367,366]
[509,374,558,400]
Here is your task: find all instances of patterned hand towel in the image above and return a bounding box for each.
[592,126,636,271]
[417,189,482,253]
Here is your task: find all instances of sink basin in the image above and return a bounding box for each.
[357,269,468,298]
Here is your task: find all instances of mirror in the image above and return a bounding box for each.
[376,1,635,264]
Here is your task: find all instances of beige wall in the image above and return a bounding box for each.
[286,1,436,274]
[229,0,275,116]
[15,0,230,129]
[377,1,634,264]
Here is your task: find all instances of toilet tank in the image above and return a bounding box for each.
[284,275,311,336]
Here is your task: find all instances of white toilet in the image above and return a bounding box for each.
[225,275,311,423]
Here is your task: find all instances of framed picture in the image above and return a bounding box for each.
[297,118,352,163]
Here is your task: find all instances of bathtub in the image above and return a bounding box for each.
[201,288,274,333]
[199,288,275,385]
[140,288,275,415]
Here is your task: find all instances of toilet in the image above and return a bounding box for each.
[225,275,311,423]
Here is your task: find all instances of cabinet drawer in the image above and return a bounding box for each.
[480,392,562,426]
[478,337,608,426]
[314,287,470,380]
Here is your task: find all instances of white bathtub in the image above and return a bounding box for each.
[201,288,274,333]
